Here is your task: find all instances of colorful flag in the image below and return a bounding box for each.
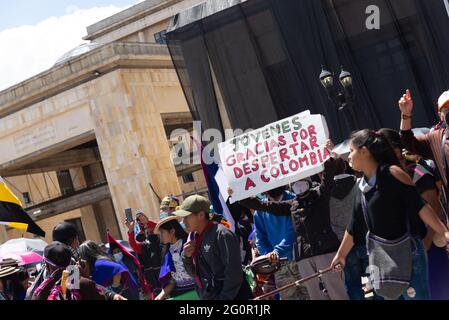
[190,136,235,232]
[0,177,45,237]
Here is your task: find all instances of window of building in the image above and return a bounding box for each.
[57,170,74,196]
[154,30,167,44]
[182,173,195,183]
[65,218,86,243]
[22,192,31,205]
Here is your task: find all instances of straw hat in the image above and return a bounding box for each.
[0,258,20,278]
[154,215,181,234]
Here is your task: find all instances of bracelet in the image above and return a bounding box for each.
[401,113,413,120]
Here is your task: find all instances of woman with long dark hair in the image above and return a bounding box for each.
[32,242,106,300]
[78,240,139,300]
[154,216,196,300]
[331,129,449,300]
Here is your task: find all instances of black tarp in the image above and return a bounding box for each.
[167,0,449,142]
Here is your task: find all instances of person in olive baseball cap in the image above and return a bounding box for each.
[174,195,211,233]
[174,195,211,217]
[177,194,252,300]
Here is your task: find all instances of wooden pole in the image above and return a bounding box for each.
[253,267,334,300]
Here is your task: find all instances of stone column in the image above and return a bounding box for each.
[0,226,8,244]
[89,69,182,238]
[80,205,102,243]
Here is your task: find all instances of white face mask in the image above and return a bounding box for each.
[113,252,123,261]
[292,180,311,196]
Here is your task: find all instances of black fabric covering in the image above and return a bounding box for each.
[167,0,449,142]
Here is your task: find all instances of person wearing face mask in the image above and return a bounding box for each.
[234,157,348,300]
[107,233,151,300]
[125,210,162,299]
[26,222,126,301]
[232,185,310,300]
[78,240,140,300]
[160,195,180,218]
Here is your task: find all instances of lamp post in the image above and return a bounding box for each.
[319,66,359,132]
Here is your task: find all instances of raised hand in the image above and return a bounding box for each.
[399,89,413,115]
[325,139,335,152]
[124,219,135,233]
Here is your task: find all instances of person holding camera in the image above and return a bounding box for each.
[126,210,162,298]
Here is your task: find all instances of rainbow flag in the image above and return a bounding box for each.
[0,177,45,237]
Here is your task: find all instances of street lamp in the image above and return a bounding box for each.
[319,68,334,89]
[319,66,359,132]
[339,69,353,90]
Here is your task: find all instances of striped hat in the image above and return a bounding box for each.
[0,258,20,278]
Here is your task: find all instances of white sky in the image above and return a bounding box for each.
[0,2,145,91]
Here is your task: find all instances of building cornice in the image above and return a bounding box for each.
[0,42,172,119]
[84,0,184,41]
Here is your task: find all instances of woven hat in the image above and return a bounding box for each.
[154,215,181,234]
[0,258,20,278]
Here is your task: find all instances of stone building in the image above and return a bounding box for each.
[0,0,208,244]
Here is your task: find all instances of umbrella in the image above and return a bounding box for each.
[0,238,48,256]
[0,251,43,266]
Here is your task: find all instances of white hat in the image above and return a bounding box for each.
[438,90,449,110]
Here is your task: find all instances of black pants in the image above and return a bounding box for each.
[144,268,161,295]
[235,272,254,300]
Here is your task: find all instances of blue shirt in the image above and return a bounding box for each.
[254,191,296,260]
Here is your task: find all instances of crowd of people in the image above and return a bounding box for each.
[1,89,449,301]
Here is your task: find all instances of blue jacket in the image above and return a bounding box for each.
[254,191,296,260]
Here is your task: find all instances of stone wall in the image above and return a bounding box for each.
[89,68,183,236]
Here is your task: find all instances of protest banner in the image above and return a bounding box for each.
[218,111,330,203]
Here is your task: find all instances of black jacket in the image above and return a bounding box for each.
[138,235,162,289]
[239,158,341,261]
